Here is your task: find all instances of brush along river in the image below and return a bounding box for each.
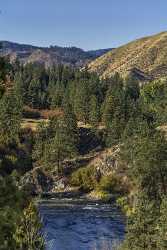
[38,198,125,250]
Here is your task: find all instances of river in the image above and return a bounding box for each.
[39,198,125,250]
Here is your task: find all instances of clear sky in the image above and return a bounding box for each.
[0,0,167,50]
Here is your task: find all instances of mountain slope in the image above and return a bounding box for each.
[88,32,167,80]
[0,41,111,68]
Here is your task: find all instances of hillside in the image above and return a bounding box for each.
[88,32,167,80]
[0,41,111,68]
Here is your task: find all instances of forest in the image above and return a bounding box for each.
[0,56,167,249]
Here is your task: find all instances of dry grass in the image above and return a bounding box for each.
[23,106,63,119]
[40,109,63,119]
[21,118,49,131]
[157,124,167,139]
[88,31,167,79]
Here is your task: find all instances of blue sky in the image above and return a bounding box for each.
[0,0,167,50]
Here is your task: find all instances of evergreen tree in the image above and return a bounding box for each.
[102,75,125,127]
[125,74,140,101]
[28,79,41,108]
[74,80,90,123]
[105,107,125,146]
[63,94,78,148]
[32,121,49,163]
[0,91,22,145]
[157,197,167,249]
[121,193,158,250]
[0,176,25,250]
[102,78,125,146]
[43,117,77,174]
[89,95,100,127]
[50,81,65,108]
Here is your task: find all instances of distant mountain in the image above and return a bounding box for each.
[87,48,113,58]
[88,32,167,80]
[0,41,112,67]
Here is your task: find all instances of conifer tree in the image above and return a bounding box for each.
[102,75,125,128]
[0,90,22,145]
[43,117,77,174]
[32,121,49,163]
[74,80,90,124]
[125,74,140,101]
[50,81,65,108]
[0,176,25,250]
[89,95,100,127]
[63,94,78,148]
[157,198,167,249]
[121,193,157,250]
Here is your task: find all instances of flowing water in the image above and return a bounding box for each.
[39,198,125,250]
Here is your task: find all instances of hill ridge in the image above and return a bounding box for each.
[88,31,167,80]
[0,40,112,68]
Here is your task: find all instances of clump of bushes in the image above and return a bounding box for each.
[71,166,125,197]
[117,196,134,216]
[89,190,111,202]
[70,165,97,191]
[98,175,124,194]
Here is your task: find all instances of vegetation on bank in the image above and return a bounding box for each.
[1,56,167,249]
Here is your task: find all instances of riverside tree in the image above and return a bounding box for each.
[14,202,44,250]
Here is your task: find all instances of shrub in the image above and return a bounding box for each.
[70,166,97,191]
[98,175,123,194]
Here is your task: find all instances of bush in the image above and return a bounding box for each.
[89,190,111,202]
[98,175,124,194]
[70,166,97,191]
[71,167,125,197]
[117,196,133,216]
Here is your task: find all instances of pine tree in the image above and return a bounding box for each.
[0,91,22,145]
[43,117,77,174]
[50,81,65,108]
[32,121,49,163]
[89,95,100,127]
[28,79,41,108]
[0,176,25,250]
[74,80,90,124]
[63,94,78,148]
[14,73,25,104]
[102,75,125,128]
[102,80,125,146]
[157,197,167,249]
[121,193,157,250]
[125,74,140,101]
[106,107,125,146]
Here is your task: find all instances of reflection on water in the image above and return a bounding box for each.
[39,199,125,250]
